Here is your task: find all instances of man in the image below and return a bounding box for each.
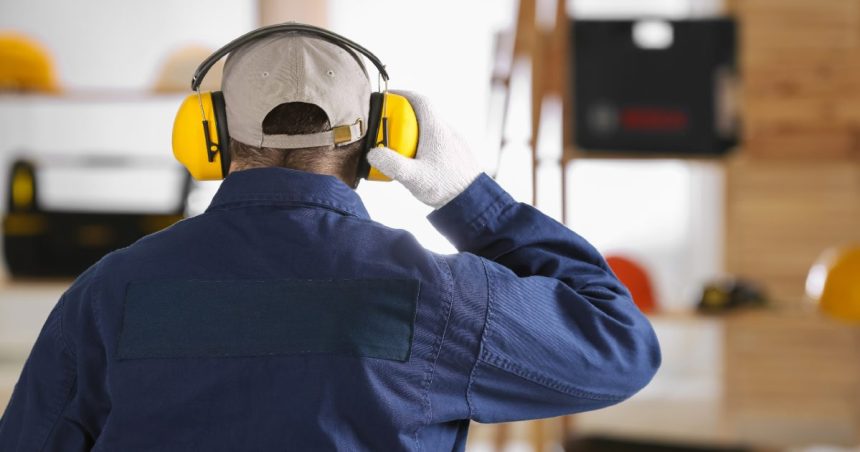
[0,30,660,451]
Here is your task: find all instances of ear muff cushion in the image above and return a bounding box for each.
[358,92,385,180]
[210,91,231,178]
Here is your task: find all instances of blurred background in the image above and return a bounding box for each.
[1,0,859,450]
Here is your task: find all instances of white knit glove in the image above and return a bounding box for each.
[367,91,482,209]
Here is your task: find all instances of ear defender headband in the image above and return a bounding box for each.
[171,23,418,181]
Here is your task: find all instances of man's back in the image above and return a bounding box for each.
[0,167,660,451]
[53,169,456,450]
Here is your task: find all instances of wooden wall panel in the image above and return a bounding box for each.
[725,0,860,305]
[725,158,860,305]
[734,0,860,154]
[724,311,860,445]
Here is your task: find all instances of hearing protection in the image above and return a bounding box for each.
[172,23,418,182]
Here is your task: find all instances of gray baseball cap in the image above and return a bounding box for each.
[222,32,371,149]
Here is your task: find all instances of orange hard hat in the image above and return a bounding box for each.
[606,255,657,313]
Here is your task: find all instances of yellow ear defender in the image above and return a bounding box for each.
[366,93,418,181]
[171,23,417,182]
[357,92,418,182]
[173,91,230,180]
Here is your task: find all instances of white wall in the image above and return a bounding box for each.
[0,0,257,90]
[571,0,724,18]
[565,160,725,310]
[330,0,517,253]
[0,0,258,276]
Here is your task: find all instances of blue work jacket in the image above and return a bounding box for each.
[0,167,660,451]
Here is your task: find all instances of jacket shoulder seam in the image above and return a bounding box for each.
[55,295,75,360]
[464,256,493,419]
[37,297,79,451]
[412,254,457,450]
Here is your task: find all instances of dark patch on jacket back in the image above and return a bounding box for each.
[117,279,419,362]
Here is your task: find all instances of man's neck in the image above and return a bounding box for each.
[228,162,358,189]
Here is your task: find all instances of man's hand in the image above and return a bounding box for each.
[367,91,481,209]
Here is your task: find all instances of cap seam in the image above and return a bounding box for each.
[296,40,303,104]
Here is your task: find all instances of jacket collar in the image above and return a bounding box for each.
[206,167,370,219]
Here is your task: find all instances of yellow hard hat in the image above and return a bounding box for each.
[0,32,60,93]
[806,245,860,323]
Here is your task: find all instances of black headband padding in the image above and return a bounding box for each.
[192,23,388,91]
[357,92,386,180]
[210,91,232,178]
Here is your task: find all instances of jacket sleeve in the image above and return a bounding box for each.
[0,265,106,451]
[427,174,661,423]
